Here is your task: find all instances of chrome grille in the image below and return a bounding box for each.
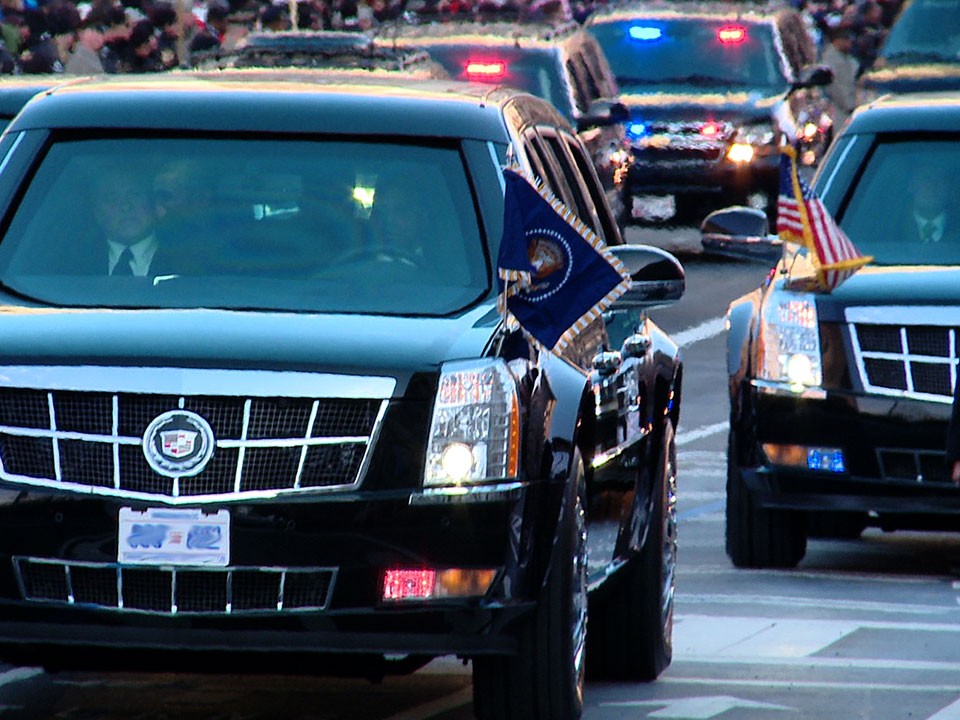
[0,368,392,503]
[14,557,336,614]
[849,311,960,403]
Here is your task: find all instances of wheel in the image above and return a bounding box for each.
[725,427,806,568]
[587,419,677,681]
[472,451,587,720]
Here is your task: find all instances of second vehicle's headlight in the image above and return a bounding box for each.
[757,293,822,390]
[424,359,520,488]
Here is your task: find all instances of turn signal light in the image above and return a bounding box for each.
[382,568,497,602]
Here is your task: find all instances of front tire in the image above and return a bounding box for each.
[587,419,677,681]
[725,427,806,568]
[472,451,587,720]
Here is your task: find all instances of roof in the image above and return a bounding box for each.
[585,0,790,24]
[375,19,582,46]
[846,91,960,134]
[192,30,446,75]
[6,71,525,141]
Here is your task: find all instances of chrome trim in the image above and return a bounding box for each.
[845,306,960,326]
[750,378,827,400]
[409,481,525,505]
[817,134,859,200]
[846,306,960,404]
[0,366,397,399]
[590,430,647,470]
[0,132,24,178]
[0,392,389,503]
[13,556,338,615]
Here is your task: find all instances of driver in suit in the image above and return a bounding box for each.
[903,164,959,246]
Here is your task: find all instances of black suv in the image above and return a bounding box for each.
[0,72,684,719]
[375,19,632,226]
[586,1,834,225]
[702,92,960,569]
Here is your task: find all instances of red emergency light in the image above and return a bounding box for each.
[700,121,722,137]
[717,25,747,44]
[465,60,507,79]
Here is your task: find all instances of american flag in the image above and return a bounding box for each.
[776,147,871,291]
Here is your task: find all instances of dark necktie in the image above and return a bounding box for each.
[113,247,134,276]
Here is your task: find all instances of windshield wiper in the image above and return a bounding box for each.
[617,74,749,88]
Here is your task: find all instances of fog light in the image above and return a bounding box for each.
[726,143,755,164]
[382,568,497,602]
[763,444,845,473]
[440,442,476,482]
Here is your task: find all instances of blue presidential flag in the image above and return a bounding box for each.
[497,168,630,352]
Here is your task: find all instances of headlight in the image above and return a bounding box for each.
[727,123,776,163]
[757,292,822,391]
[424,359,520,488]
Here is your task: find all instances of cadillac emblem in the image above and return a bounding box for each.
[142,410,215,478]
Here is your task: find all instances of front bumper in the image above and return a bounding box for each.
[625,148,779,198]
[738,383,960,517]
[0,486,539,668]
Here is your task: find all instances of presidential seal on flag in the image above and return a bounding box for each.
[497,167,631,352]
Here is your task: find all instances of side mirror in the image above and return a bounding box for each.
[700,206,782,264]
[577,99,630,130]
[607,244,685,309]
[790,64,834,93]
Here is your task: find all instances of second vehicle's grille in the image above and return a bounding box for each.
[0,371,390,502]
[849,318,959,402]
[14,557,336,615]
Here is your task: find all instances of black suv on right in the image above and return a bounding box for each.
[702,91,960,569]
[585,1,834,225]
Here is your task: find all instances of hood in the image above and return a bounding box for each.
[859,62,960,94]
[619,87,781,125]
[803,266,960,323]
[0,304,501,395]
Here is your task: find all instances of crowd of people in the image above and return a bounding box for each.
[0,0,909,76]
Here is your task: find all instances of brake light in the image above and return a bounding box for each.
[465,60,506,79]
[717,25,747,44]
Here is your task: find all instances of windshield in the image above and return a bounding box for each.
[0,136,490,313]
[587,17,787,91]
[417,45,573,118]
[837,138,960,265]
[881,0,960,64]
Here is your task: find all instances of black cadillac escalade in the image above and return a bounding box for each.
[702,91,960,569]
[0,71,684,719]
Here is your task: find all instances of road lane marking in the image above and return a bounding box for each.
[658,677,960,692]
[929,698,960,720]
[677,422,728,446]
[673,316,726,348]
[680,594,960,615]
[674,615,859,658]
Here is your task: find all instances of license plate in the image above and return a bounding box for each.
[632,194,676,220]
[118,507,230,566]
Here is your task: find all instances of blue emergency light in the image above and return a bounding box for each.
[628,26,662,41]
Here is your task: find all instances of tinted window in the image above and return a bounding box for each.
[836,137,960,265]
[0,137,489,313]
[587,17,787,91]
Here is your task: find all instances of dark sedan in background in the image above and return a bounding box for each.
[703,92,960,569]
[0,71,685,720]
[586,1,834,225]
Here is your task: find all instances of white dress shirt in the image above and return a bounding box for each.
[108,235,158,276]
